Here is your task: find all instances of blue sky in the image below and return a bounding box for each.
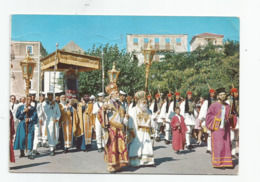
[11,15,239,53]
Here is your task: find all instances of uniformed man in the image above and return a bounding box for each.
[93,92,105,152]
[150,93,163,142]
[180,91,197,150]
[159,92,173,144]
[198,88,216,154]
[226,87,239,158]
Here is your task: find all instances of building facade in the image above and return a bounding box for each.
[127,34,188,65]
[190,32,224,51]
[10,41,48,99]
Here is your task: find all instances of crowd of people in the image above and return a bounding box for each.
[9,84,239,173]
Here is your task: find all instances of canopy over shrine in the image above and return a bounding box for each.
[40,49,101,72]
[40,49,101,96]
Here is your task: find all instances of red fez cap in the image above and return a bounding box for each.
[209,89,216,93]
[174,92,180,96]
[155,94,160,98]
[231,88,238,93]
[167,93,172,97]
[147,95,151,98]
[187,91,192,95]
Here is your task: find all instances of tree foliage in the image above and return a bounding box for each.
[78,44,145,97]
[78,41,239,101]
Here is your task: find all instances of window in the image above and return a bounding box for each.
[176,38,181,45]
[26,45,33,54]
[165,38,170,50]
[154,38,159,49]
[144,38,149,48]
[133,38,138,45]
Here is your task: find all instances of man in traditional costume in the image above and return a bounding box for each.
[59,95,77,153]
[98,83,129,173]
[128,91,155,167]
[14,96,38,159]
[180,91,197,150]
[159,92,174,144]
[206,88,233,169]
[198,88,216,154]
[42,91,61,156]
[150,93,163,142]
[93,92,105,152]
[226,87,239,158]
[76,94,95,152]
[171,107,187,154]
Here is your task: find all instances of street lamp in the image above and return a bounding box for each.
[108,62,120,83]
[142,40,156,95]
[20,49,37,151]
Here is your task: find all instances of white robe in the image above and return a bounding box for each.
[128,106,155,166]
[93,101,104,149]
[42,100,61,151]
[180,101,197,126]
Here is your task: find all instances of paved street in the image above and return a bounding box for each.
[9,138,238,175]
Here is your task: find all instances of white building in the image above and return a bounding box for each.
[127,34,188,65]
[190,32,224,51]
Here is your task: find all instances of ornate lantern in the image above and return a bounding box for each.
[20,50,37,95]
[142,40,156,95]
[108,62,120,83]
[20,49,36,152]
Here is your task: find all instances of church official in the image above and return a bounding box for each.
[206,88,233,169]
[42,92,61,156]
[98,83,129,173]
[128,91,155,167]
[76,94,95,152]
[59,95,77,153]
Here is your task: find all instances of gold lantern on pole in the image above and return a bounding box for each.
[142,40,156,96]
[20,49,37,151]
[108,62,120,83]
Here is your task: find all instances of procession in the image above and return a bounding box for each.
[8,15,239,175]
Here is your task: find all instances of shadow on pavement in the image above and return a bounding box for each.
[155,157,179,166]
[10,162,50,170]
[180,149,196,154]
[153,146,167,151]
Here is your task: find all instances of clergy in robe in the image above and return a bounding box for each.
[98,83,129,173]
[59,95,77,153]
[206,88,233,169]
[14,96,38,159]
[128,91,155,167]
[75,95,96,152]
[170,107,187,154]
